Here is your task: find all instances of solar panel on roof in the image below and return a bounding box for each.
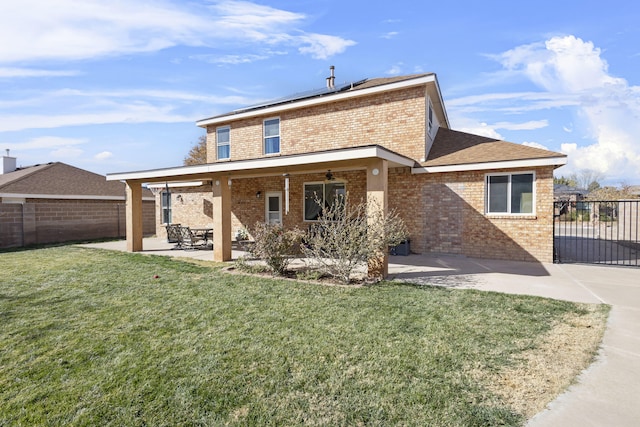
[233,80,366,113]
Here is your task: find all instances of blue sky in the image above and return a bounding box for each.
[1,0,639,185]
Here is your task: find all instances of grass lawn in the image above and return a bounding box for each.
[0,246,608,426]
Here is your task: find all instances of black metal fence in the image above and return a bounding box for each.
[554,200,640,266]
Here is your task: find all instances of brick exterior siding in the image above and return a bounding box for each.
[206,86,428,163]
[157,78,560,263]
[162,165,555,262]
[0,199,155,249]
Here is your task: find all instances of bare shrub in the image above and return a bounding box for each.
[249,223,301,275]
[301,195,407,284]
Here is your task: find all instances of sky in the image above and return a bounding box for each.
[1,0,639,186]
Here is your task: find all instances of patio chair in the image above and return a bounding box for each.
[165,224,182,247]
[178,226,209,250]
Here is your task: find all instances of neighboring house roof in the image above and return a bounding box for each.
[420,128,567,171]
[0,162,153,200]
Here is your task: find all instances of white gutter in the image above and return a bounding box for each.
[412,156,567,174]
[107,146,416,182]
[196,74,438,127]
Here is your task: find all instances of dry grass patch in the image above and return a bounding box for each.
[473,304,610,419]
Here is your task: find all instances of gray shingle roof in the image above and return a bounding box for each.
[425,128,566,166]
[0,162,152,197]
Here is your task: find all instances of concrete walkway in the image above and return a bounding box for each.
[81,238,640,426]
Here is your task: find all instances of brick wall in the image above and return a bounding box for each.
[155,184,214,238]
[157,166,555,262]
[410,166,556,262]
[0,199,155,249]
[206,86,428,163]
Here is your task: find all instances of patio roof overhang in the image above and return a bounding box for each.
[106,145,417,184]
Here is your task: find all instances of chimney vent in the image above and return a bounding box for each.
[326,65,335,89]
[1,149,17,174]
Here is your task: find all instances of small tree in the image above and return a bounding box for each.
[249,223,301,275]
[184,135,207,165]
[301,195,407,284]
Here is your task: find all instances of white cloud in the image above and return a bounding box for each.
[0,0,355,63]
[495,36,625,93]
[456,121,503,139]
[381,32,399,39]
[296,34,356,60]
[95,151,113,160]
[522,141,550,150]
[451,35,640,183]
[191,53,271,65]
[0,88,258,132]
[386,64,403,76]
[493,120,548,131]
[0,68,81,78]
[495,35,640,182]
[6,136,87,150]
[51,146,84,159]
[0,105,195,132]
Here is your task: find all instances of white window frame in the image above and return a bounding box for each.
[427,97,434,135]
[216,126,230,160]
[485,171,536,215]
[161,191,172,224]
[265,191,282,225]
[303,181,346,222]
[263,117,280,155]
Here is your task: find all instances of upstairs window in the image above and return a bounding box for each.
[486,172,535,214]
[264,118,280,154]
[428,99,434,134]
[216,126,230,160]
[304,182,346,221]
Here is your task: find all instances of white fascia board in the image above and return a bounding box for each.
[412,156,568,174]
[107,146,416,182]
[0,193,154,201]
[196,75,437,127]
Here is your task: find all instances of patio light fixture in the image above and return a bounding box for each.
[256,191,262,199]
[325,170,334,181]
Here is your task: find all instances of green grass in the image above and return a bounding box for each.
[0,246,606,426]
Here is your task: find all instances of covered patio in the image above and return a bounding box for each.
[106,145,416,278]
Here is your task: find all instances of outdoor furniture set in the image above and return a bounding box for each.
[165,224,213,250]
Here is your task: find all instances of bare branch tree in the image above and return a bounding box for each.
[184,134,207,166]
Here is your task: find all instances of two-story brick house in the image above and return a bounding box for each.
[108,71,566,276]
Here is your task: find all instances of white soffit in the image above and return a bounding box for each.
[412,156,568,174]
[106,146,416,182]
[196,74,437,127]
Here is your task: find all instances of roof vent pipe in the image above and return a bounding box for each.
[326,65,335,89]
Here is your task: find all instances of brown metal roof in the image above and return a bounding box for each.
[0,162,152,197]
[425,128,566,166]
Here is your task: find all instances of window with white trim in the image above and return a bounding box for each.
[304,181,346,221]
[161,191,172,223]
[486,172,535,214]
[216,126,230,160]
[264,118,280,154]
[428,98,434,134]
